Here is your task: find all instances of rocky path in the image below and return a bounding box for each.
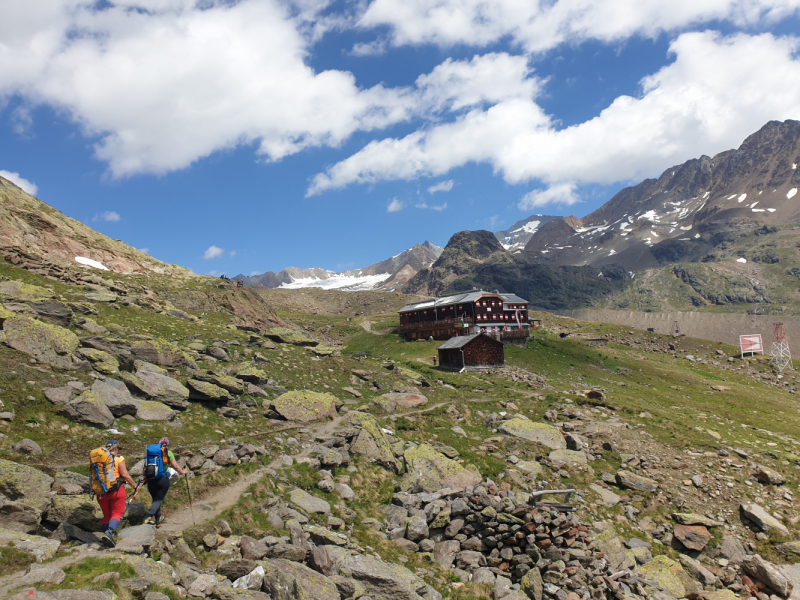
[159,467,269,535]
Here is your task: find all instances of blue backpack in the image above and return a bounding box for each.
[145,444,169,480]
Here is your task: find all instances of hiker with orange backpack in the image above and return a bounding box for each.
[90,440,137,548]
[143,437,187,527]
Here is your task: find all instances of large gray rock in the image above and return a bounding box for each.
[743,554,793,597]
[59,391,115,428]
[17,564,67,586]
[136,401,176,421]
[118,524,156,550]
[589,483,621,507]
[261,559,341,600]
[520,567,543,600]
[271,391,337,422]
[0,459,54,510]
[2,316,79,369]
[187,379,233,403]
[498,419,566,450]
[30,301,73,327]
[0,495,42,532]
[135,371,190,409]
[348,412,402,473]
[741,502,789,536]
[400,443,480,492]
[615,470,659,493]
[12,438,42,456]
[289,489,330,514]
[315,545,438,600]
[44,495,102,530]
[91,379,141,417]
[406,515,429,542]
[44,386,76,405]
[53,471,92,495]
[0,528,60,562]
[433,540,461,568]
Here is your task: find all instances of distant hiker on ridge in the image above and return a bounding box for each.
[144,437,188,527]
[90,440,137,548]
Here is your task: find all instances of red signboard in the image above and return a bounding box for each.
[739,334,763,355]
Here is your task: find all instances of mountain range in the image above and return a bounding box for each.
[5,119,800,313]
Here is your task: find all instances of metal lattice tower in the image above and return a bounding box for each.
[672,321,680,335]
[771,323,793,372]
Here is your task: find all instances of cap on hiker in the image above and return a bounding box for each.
[159,437,170,447]
[106,439,119,448]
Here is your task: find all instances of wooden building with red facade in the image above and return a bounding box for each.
[398,290,536,344]
[437,333,505,371]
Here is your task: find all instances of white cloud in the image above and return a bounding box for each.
[208,270,219,276]
[204,245,225,259]
[519,183,580,209]
[0,0,418,178]
[250,270,261,276]
[358,0,800,53]
[416,201,448,211]
[0,170,38,195]
[92,211,121,222]
[387,197,405,212]
[309,32,800,201]
[139,247,150,254]
[428,180,454,194]
[229,250,237,258]
[488,215,501,228]
[349,39,388,56]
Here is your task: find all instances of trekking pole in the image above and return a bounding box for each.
[185,474,196,526]
[122,479,144,520]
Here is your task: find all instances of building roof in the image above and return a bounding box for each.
[437,332,502,349]
[499,293,528,304]
[399,290,525,314]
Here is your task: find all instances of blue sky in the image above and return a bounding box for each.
[2,1,800,277]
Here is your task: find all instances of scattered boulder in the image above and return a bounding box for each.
[44,385,76,405]
[91,379,140,417]
[400,443,481,492]
[78,348,119,375]
[264,327,319,346]
[188,379,234,403]
[271,390,338,422]
[44,495,102,530]
[2,316,80,369]
[348,412,402,473]
[753,464,786,486]
[0,528,60,562]
[0,494,43,532]
[673,524,712,551]
[134,371,190,408]
[0,458,55,510]
[742,554,793,597]
[130,338,193,368]
[615,470,658,493]
[289,488,330,514]
[499,419,566,450]
[136,401,177,421]
[30,301,73,327]
[740,502,789,536]
[12,438,42,456]
[59,391,116,428]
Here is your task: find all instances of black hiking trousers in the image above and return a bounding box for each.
[146,477,171,518]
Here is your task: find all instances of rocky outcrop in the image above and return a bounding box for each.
[269,391,338,422]
[400,444,481,492]
[2,316,79,369]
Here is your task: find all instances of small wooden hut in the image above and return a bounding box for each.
[437,333,505,371]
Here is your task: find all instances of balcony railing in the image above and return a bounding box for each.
[400,318,472,331]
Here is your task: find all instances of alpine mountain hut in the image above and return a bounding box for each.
[437,333,505,371]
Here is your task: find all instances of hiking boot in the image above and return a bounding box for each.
[144,516,155,525]
[155,515,166,528]
[101,529,116,549]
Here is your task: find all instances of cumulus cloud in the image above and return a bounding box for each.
[519,183,580,209]
[92,211,121,222]
[250,270,261,276]
[229,250,237,257]
[0,170,38,195]
[309,32,800,204]
[428,180,454,194]
[387,197,405,212]
[204,245,225,259]
[139,247,150,254]
[358,0,800,53]
[416,201,448,211]
[349,39,388,56]
[0,0,418,178]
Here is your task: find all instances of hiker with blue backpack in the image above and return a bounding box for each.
[143,437,187,527]
[90,440,137,548]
